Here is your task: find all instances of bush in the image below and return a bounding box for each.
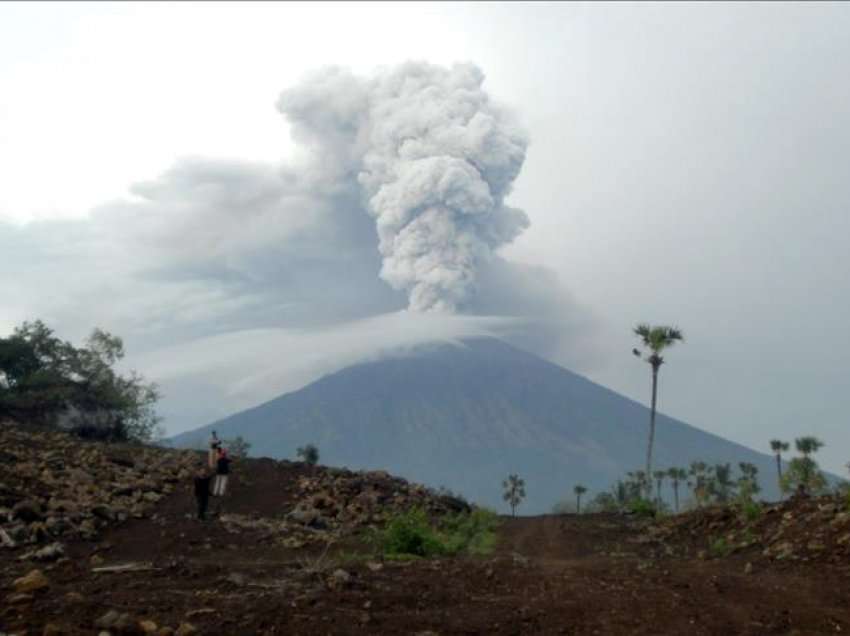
[709,536,732,558]
[440,508,500,556]
[296,443,319,465]
[628,498,657,518]
[374,507,500,558]
[739,500,762,522]
[380,508,446,557]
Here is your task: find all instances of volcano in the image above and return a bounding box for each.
[170,337,781,513]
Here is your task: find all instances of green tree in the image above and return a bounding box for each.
[0,320,161,442]
[737,462,760,499]
[633,324,684,497]
[769,439,789,494]
[781,437,826,495]
[709,463,736,503]
[667,467,687,513]
[573,484,587,514]
[296,443,319,465]
[502,474,526,518]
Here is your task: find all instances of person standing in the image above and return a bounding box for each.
[208,431,221,469]
[213,448,231,497]
[193,465,212,521]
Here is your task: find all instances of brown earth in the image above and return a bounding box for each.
[2,428,850,635]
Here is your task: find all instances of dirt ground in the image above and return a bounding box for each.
[3,456,850,635]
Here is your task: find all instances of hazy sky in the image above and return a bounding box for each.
[1,2,848,476]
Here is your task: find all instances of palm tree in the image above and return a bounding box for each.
[688,461,709,508]
[769,439,789,494]
[502,474,526,518]
[738,462,760,497]
[652,470,667,505]
[667,467,687,512]
[711,463,734,503]
[574,484,587,514]
[795,436,824,458]
[633,324,684,496]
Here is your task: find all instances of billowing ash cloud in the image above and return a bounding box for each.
[278,62,530,312]
[1,61,602,434]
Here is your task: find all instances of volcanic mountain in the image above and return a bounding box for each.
[171,337,782,513]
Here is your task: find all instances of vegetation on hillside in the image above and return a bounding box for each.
[0,320,161,442]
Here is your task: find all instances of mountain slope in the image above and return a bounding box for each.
[171,337,784,512]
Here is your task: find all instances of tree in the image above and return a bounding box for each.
[0,320,161,442]
[502,474,526,517]
[709,463,736,503]
[737,462,760,499]
[296,443,319,465]
[781,437,826,495]
[586,491,619,513]
[626,470,649,500]
[769,439,790,494]
[667,467,687,513]
[573,484,587,514]
[632,324,684,497]
[652,470,666,505]
[223,435,251,459]
[688,461,710,508]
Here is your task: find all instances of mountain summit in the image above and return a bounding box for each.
[171,337,780,512]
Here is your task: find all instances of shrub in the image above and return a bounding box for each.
[739,500,762,523]
[374,507,500,558]
[628,498,657,518]
[296,443,319,465]
[380,508,445,557]
[709,536,732,558]
[440,508,500,555]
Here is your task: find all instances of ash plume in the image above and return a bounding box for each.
[278,62,530,312]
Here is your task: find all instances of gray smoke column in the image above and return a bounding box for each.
[278,62,530,312]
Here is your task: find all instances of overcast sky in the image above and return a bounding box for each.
[1,2,848,476]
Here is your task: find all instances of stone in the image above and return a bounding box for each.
[95,610,122,629]
[13,569,49,593]
[65,591,85,603]
[139,620,158,633]
[91,504,115,522]
[43,623,66,635]
[13,500,44,522]
[21,542,64,562]
[7,592,35,605]
[175,623,197,636]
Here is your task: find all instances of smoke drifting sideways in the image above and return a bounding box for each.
[0,62,603,429]
[278,62,530,313]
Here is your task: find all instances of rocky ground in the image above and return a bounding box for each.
[2,423,850,635]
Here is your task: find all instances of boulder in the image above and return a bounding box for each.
[13,499,44,522]
[13,569,49,593]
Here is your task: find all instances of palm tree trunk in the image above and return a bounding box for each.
[645,364,659,498]
[775,452,782,495]
[673,481,679,513]
[576,495,581,514]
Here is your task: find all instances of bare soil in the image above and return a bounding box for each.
[3,454,850,635]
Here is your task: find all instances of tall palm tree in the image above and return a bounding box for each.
[633,324,684,496]
[573,484,587,514]
[667,467,687,513]
[769,439,789,494]
[652,470,667,505]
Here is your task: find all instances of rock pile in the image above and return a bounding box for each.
[647,494,850,566]
[221,464,471,546]
[0,422,199,547]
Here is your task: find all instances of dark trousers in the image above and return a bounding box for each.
[196,494,209,520]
